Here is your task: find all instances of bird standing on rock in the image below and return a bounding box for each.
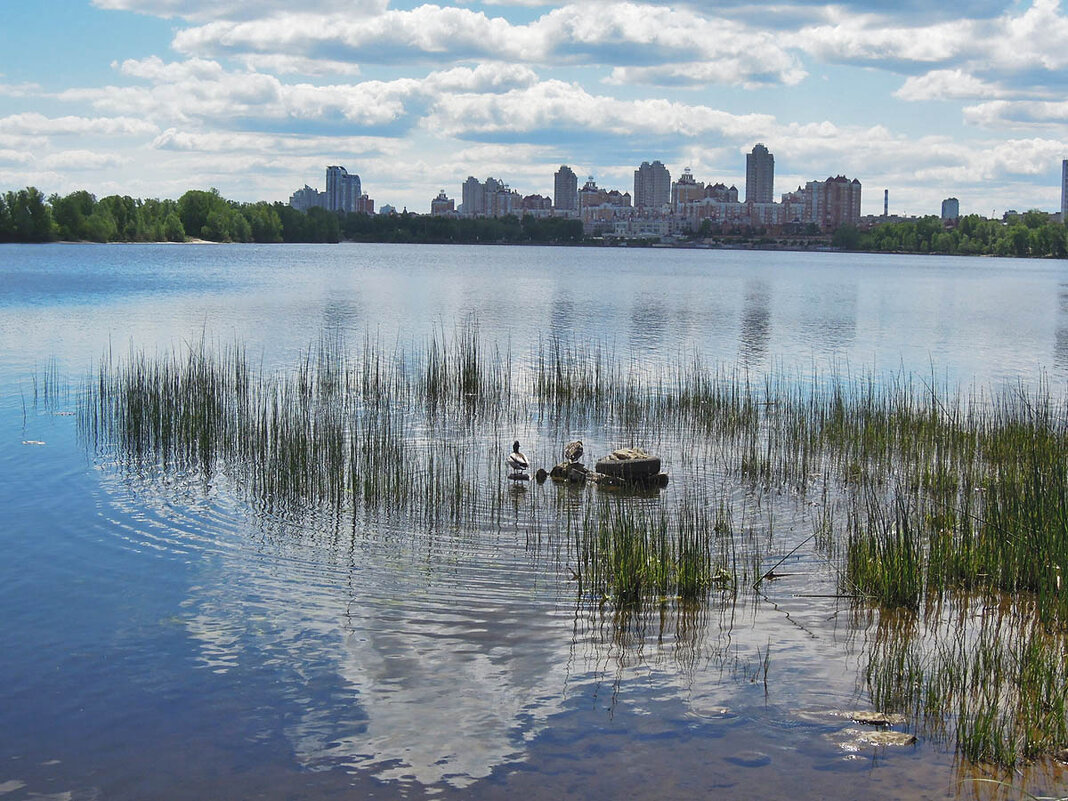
[563,440,583,463]
[507,440,529,478]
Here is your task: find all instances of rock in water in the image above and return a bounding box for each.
[594,448,661,482]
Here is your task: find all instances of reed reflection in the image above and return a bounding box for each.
[858,598,1068,775]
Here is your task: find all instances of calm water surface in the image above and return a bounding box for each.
[2,243,1067,800]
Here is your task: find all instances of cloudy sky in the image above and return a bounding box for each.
[1,0,1066,215]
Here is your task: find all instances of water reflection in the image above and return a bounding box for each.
[629,296,668,353]
[548,291,575,341]
[1055,284,1068,372]
[799,280,857,353]
[739,280,771,367]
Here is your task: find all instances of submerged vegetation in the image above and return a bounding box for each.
[78,325,1068,770]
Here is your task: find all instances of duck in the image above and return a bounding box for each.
[563,440,583,463]
[507,440,530,476]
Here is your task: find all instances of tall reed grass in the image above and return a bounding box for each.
[77,325,1068,767]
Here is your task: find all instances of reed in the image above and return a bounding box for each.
[76,324,1068,765]
[863,600,1068,769]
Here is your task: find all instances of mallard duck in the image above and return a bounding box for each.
[563,440,583,463]
[507,440,529,475]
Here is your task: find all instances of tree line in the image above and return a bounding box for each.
[832,212,1068,258]
[0,186,582,245]
[0,187,341,244]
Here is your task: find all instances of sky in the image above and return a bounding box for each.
[1,0,1066,215]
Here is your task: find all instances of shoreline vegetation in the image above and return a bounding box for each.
[2,185,1066,257]
[73,326,1068,770]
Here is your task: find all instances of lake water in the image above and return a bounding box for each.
[2,242,1067,800]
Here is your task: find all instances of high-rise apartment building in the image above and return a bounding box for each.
[325,165,362,213]
[941,197,960,220]
[462,176,485,216]
[554,165,578,212]
[745,144,774,204]
[633,160,671,209]
[460,177,520,217]
[804,175,861,231]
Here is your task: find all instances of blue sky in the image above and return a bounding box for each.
[1,0,1066,215]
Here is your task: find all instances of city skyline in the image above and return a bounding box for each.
[2,1,1068,216]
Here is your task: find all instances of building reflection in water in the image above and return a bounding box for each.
[629,296,668,354]
[739,280,771,368]
[798,281,858,356]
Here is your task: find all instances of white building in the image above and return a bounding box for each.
[325,166,361,213]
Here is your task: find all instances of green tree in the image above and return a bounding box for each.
[162,211,186,242]
[178,189,227,240]
[4,187,55,242]
[50,190,97,240]
[831,224,860,250]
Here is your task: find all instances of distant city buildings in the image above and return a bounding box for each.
[430,190,455,216]
[289,184,324,212]
[745,144,775,204]
[461,176,521,217]
[292,147,873,237]
[442,147,858,237]
[289,152,1068,239]
[633,160,671,210]
[554,166,578,213]
[805,176,862,231]
[326,166,361,213]
[522,194,553,216]
[289,165,374,214]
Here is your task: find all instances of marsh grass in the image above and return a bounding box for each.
[863,600,1068,769]
[78,325,1068,767]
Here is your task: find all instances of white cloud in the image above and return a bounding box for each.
[607,60,806,89]
[984,0,1068,72]
[963,99,1068,127]
[794,0,1068,89]
[151,128,403,156]
[170,2,804,88]
[172,7,535,63]
[0,112,159,137]
[425,63,539,92]
[60,69,420,128]
[59,59,542,131]
[236,54,363,76]
[91,0,387,22]
[41,150,129,170]
[894,69,1012,102]
[0,81,42,98]
[0,149,35,166]
[795,12,970,65]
